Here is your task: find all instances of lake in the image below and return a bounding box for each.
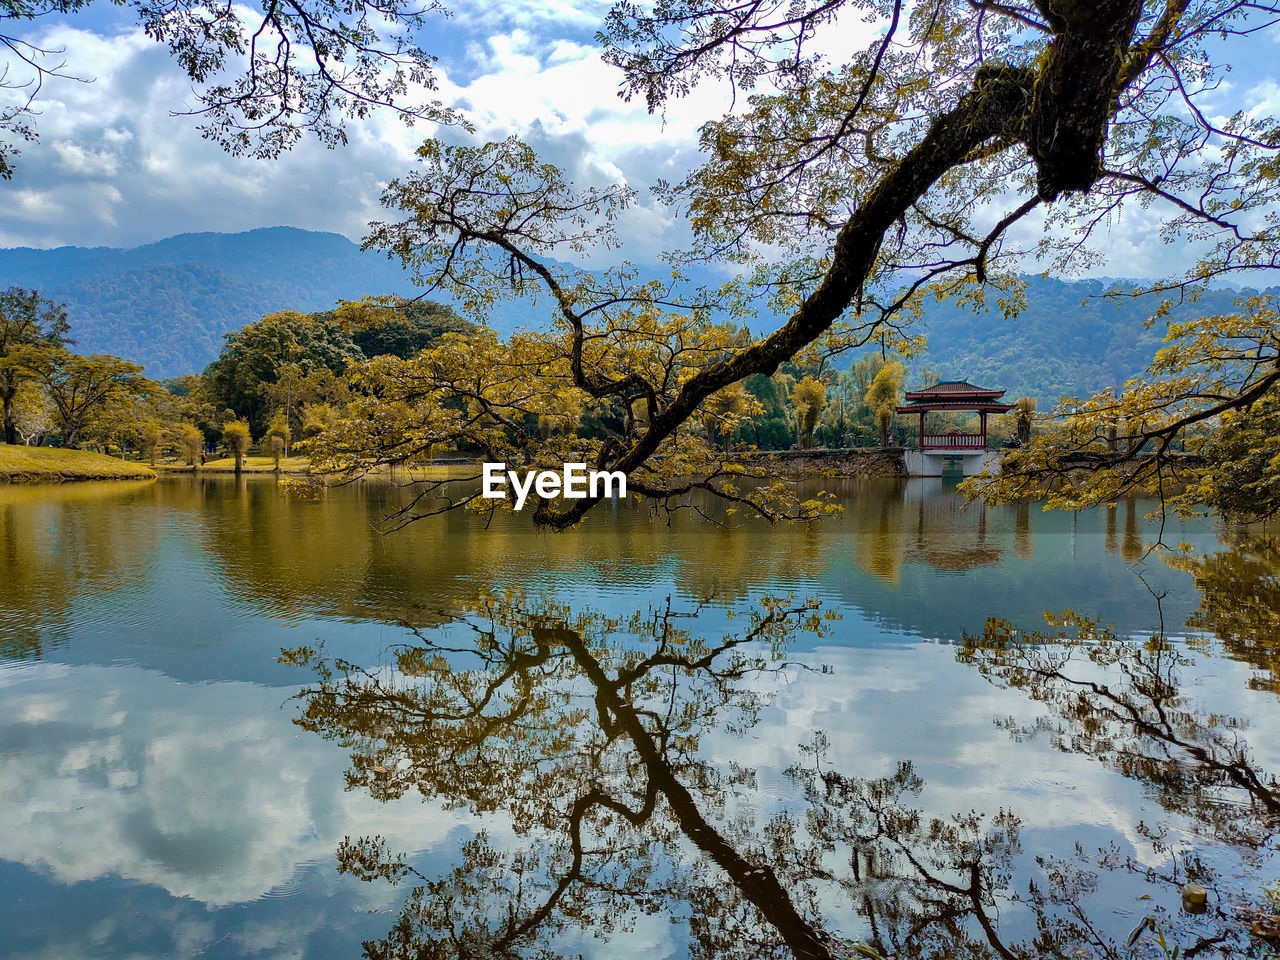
[1,475,1277,959]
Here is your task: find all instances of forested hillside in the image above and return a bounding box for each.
[0,228,1261,398]
[915,276,1257,405]
[47,265,282,378]
[0,228,421,378]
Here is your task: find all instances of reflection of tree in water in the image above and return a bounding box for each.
[1013,504,1033,560]
[912,495,1003,572]
[849,483,1006,584]
[286,595,1280,960]
[185,477,839,618]
[960,612,1280,847]
[0,481,156,659]
[1168,535,1280,694]
[959,609,1280,957]
[1101,499,1146,565]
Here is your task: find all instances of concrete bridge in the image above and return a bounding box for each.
[903,449,1002,478]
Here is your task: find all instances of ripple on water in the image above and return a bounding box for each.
[259,871,306,900]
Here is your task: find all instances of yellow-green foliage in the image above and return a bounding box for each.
[174,423,204,468]
[864,363,904,445]
[703,382,760,450]
[199,455,310,474]
[791,377,826,448]
[222,420,252,469]
[1012,397,1036,445]
[0,445,156,483]
[263,410,292,463]
[967,296,1280,514]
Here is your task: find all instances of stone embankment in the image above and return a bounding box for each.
[732,448,908,477]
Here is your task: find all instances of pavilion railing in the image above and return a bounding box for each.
[920,433,986,450]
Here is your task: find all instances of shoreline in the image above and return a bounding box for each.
[0,446,156,484]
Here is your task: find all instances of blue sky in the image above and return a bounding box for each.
[2,1,1279,280]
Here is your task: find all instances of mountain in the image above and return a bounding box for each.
[0,228,434,378]
[0,226,734,379]
[0,227,1259,401]
[0,227,738,379]
[910,275,1257,405]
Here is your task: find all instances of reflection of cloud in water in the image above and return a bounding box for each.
[0,661,468,907]
[704,642,1280,867]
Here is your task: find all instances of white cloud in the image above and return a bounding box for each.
[51,141,122,177]
[10,189,67,221]
[3,8,1279,283]
[0,16,713,261]
[0,660,468,907]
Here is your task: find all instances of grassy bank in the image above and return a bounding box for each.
[0,445,157,483]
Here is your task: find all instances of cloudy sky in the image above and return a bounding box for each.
[2,0,1279,278]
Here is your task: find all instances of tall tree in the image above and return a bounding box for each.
[222,420,252,474]
[10,382,53,446]
[0,288,70,444]
[312,0,1280,527]
[1011,397,1037,446]
[865,362,904,447]
[173,422,205,469]
[26,348,157,449]
[703,381,759,452]
[791,376,827,449]
[204,311,363,432]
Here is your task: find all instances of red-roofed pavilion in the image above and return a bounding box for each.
[896,380,1014,450]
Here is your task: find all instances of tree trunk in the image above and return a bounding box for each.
[2,389,14,444]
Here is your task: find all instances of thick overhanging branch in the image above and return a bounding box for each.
[532,64,1037,528]
[356,0,1222,531]
[1027,0,1147,199]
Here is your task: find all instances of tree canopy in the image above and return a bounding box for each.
[0,0,463,179]
[204,310,364,433]
[24,348,158,449]
[344,301,473,360]
[0,287,71,444]
[308,0,1280,528]
[966,295,1280,521]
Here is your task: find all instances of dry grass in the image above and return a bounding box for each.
[0,445,157,483]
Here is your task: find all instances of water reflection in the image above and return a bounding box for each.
[1169,534,1280,693]
[3,477,1272,960]
[288,594,1280,960]
[0,661,464,906]
[286,596,1022,959]
[1,477,1221,666]
[960,612,1280,847]
[0,481,157,659]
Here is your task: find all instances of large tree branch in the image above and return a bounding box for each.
[534,64,1037,527]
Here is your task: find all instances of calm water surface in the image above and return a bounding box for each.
[1,476,1277,959]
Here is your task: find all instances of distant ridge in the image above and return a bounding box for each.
[0,227,1260,403]
[0,227,424,378]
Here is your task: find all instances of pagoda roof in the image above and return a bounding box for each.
[896,401,1015,413]
[903,379,1008,401]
